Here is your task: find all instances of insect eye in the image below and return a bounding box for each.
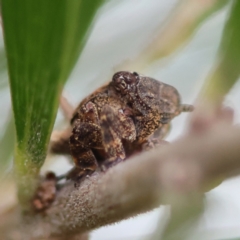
[120,81,127,89]
[112,71,137,93]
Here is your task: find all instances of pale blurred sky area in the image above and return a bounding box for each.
[1,0,240,239]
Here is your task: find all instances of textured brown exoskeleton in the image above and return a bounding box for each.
[68,71,193,180]
[69,83,136,179]
[111,71,193,141]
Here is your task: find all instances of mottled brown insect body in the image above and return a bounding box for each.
[69,71,193,179]
[69,83,136,178]
[112,72,193,141]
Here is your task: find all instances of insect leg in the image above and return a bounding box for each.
[100,105,126,169]
[69,121,102,179]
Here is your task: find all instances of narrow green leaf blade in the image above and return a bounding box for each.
[200,0,240,100]
[0,115,15,173]
[0,0,104,208]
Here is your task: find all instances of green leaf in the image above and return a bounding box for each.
[200,0,240,100]
[121,0,228,71]
[0,115,15,174]
[0,0,104,209]
[0,47,8,89]
[153,193,204,240]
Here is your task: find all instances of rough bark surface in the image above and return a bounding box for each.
[1,108,240,239]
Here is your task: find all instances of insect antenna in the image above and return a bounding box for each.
[180,104,194,112]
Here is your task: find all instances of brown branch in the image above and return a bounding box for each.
[48,94,74,155]
[1,108,240,239]
[60,94,75,121]
[50,128,71,155]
